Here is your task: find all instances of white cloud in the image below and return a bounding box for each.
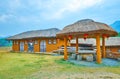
[0,15,7,22]
[19,16,41,23]
[0,14,14,22]
[4,0,103,22]
[8,0,43,12]
[42,0,103,20]
[8,0,23,11]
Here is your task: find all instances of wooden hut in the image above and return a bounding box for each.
[57,19,118,63]
[7,28,64,53]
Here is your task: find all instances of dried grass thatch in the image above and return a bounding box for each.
[57,19,118,37]
[7,28,60,40]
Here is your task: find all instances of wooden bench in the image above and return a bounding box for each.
[106,52,120,60]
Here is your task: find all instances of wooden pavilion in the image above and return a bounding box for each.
[57,19,118,63]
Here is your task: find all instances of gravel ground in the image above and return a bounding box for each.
[26,57,120,79]
[68,58,120,67]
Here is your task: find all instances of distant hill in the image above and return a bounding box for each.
[0,38,12,47]
[110,20,120,32]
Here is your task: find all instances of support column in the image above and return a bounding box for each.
[64,36,68,60]
[96,34,101,64]
[76,37,79,54]
[102,36,106,58]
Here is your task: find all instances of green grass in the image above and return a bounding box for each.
[0,51,120,79]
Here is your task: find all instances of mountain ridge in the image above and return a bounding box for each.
[110,20,120,32]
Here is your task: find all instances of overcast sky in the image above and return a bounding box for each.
[0,0,120,36]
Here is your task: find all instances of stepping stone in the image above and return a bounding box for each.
[86,56,93,62]
[77,55,82,61]
[71,54,76,60]
[117,58,120,61]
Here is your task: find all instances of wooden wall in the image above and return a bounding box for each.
[34,39,40,52]
[12,40,20,52]
[24,40,28,52]
[12,38,65,53]
[12,39,120,53]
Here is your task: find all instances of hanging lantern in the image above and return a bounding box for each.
[84,37,87,40]
[106,34,109,39]
[102,34,106,37]
[102,34,109,39]
[68,35,72,40]
[83,34,88,40]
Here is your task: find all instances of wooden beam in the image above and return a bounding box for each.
[102,36,106,58]
[96,34,101,64]
[76,37,79,54]
[64,36,68,60]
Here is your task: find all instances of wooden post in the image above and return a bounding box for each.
[64,36,68,60]
[102,36,106,58]
[96,34,101,64]
[76,37,79,54]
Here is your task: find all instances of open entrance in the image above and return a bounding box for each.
[28,41,34,52]
[20,42,24,52]
[40,40,46,52]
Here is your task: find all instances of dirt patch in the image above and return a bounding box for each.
[28,71,120,79]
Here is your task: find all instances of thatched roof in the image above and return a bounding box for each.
[7,28,60,40]
[70,37,120,46]
[57,19,117,37]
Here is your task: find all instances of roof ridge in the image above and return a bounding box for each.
[7,28,60,40]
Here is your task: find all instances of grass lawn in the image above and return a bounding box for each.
[0,48,120,79]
